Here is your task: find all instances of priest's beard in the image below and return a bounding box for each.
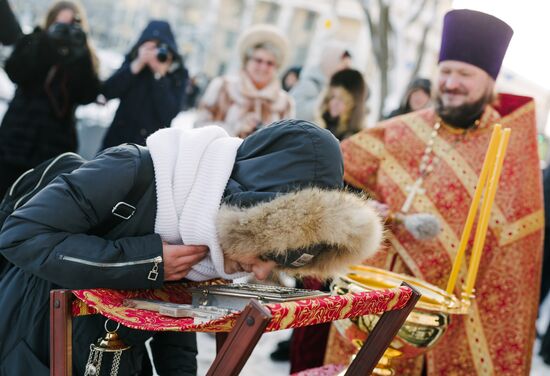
[435,89,494,129]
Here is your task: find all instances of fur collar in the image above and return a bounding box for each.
[217,188,383,279]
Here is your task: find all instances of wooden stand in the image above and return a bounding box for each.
[50,282,420,376]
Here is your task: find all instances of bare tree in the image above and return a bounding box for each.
[357,0,439,119]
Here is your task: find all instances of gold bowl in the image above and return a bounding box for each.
[331,265,470,374]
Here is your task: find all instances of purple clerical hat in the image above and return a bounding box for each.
[439,9,513,80]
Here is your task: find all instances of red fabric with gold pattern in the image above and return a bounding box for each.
[71,284,412,333]
[328,93,544,375]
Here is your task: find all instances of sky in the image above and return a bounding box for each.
[453,0,550,90]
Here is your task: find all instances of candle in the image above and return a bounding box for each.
[445,125,502,294]
[464,128,511,296]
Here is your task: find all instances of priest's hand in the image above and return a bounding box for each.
[162,242,209,281]
[368,200,390,218]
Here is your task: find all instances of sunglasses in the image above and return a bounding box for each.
[250,56,276,68]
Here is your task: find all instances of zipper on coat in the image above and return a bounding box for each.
[58,255,162,280]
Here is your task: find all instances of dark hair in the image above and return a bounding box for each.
[400,77,431,113]
[281,66,302,91]
[319,69,368,138]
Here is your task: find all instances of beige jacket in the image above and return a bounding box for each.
[195,71,294,136]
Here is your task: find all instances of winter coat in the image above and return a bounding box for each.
[101,21,188,149]
[0,27,100,168]
[0,0,22,45]
[0,145,197,376]
[194,72,294,136]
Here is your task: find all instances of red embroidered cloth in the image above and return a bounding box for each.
[71,284,411,333]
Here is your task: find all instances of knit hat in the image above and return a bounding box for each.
[238,23,289,68]
[439,9,513,79]
[330,69,368,101]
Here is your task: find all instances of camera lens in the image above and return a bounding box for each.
[157,44,169,63]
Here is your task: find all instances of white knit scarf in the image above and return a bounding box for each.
[146,126,245,281]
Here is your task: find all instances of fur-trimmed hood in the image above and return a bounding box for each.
[217,188,383,279]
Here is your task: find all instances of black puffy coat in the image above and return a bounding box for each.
[0,27,100,168]
[100,21,188,149]
[0,145,197,376]
[0,120,342,375]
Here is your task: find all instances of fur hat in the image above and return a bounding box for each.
[237,23,289,68]
[217,188,384,279]
[217,120,383,279]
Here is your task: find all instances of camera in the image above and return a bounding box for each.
[156,43,169,63]
[47,22,87,59]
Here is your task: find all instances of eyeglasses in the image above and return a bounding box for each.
[249,56,276,68]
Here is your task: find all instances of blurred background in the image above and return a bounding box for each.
[1,0,549,160]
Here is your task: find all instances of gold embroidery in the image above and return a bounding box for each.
[354,132,385,158]
[278,302,298,328]
[379,155,463,268]
[385,288,402,310]
[401,114,507,227]
[465,302,494,375]
[388,235,425,279]
[498,209,544,246]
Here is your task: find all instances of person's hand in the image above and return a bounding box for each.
[130,41,157,74]
[368,200,390,218]
[237,113,261,138]
[162,242,208,281]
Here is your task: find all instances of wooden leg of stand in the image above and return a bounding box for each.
[50,289,73,376]
[345,282,421,376]
[206,299,272,376]
[216,332,229,353]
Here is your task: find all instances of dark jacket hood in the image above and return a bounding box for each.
[222,119,344,207]
[127,20,179,60]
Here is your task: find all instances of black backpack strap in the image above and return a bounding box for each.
[90,144,153,236]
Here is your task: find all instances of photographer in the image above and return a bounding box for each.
[0,1,100,197]
[100,20,188,149]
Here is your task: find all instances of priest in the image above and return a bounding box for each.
[327,9,543,375]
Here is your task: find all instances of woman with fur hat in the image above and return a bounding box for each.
[316,68,369,141]
[195,24,294,138]
[0,119,383,374]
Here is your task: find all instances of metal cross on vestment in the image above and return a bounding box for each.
[401,177,425,213]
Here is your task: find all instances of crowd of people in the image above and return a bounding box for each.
[0,1,548,375]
